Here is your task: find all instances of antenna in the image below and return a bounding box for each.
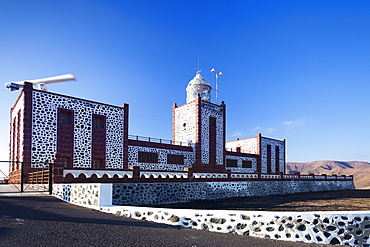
[5,74,77,91]
[195,57,202,75]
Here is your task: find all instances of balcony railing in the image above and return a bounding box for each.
[128,135,191,147]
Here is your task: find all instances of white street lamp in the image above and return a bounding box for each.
[210,68,223,104]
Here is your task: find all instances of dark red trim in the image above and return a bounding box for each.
[23,82,33,165]
[282,139,286,173]
[257,133,262,173]
[221,101,226,168]
[57,108,74,167]
[92,114,106,168]
[172,103,177,143]
[60,171,354,184]
[266,144,272,174]
[195,95,202,165]
[122,103,129,170]
[208,116,216,164]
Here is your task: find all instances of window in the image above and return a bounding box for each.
[92,158,104,169]
[226,159,238,167]
[242,160,252,168]
[275,146,280,171]
[209,117,216,127]
[61,157,72,168]
[209,117,217,164]
[236,147,241,153]
[93,115,105,128]
[167,154,184,165]
[57,109,74,161]
[267,145,272,173]
[138,152,158,163]
[59,110,72,124]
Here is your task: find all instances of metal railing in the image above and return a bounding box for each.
[0,161,53,194]
[28,169,49,184]
[0,169,8,183]
[225,148,257,154]
[128,135,191,147]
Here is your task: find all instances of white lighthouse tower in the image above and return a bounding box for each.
[173,70,226,172]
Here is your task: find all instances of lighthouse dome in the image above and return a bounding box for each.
[186,71,212,103]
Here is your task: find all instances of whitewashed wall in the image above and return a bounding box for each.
[112,180,354,205]
[127,145,194,171]
[32,91,125,168]
[260,137,285,173]
[225,137,258,154]
[53,181,364,246]
[101,206,370,246]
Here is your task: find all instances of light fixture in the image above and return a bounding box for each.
[210,68,223,104]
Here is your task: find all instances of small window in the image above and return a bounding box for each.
[236,147,241,153]
[210,117,216,127]
[275,146,280,169]
[59,110,72,124]
[167,154,184,165]
[226,159,238,167]
[61,156,72,168]
[267,144,272,173]
[242,160,252,168]
[93,115,105,128]
[92,158,104,169]
[138,152,158,163]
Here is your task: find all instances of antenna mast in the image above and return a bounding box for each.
[5,74,77,91]
[210,68,223,104]
[195,57,202,74]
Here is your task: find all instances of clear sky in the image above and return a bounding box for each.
[1,0,370,174]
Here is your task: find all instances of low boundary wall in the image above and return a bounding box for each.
[100,206,370,246]
[53,180,355,207]
[52,180,370,246]
[112,180,354,205]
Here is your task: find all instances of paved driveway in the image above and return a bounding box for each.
[0,185,323,247]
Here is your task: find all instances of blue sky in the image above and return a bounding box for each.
[1,0,370,174]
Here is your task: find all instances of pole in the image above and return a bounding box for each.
[20,162,24,193]
[211,68,223,105]
[48,163,53,195]
[216,73,219,104]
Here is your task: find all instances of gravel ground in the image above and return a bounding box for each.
[155,189,370,211]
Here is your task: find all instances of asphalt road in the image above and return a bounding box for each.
[0,186,324,247]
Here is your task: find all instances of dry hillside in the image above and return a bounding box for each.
[286,160,370,189]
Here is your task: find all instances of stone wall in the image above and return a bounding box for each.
[225,136,259,154]
[225,154,258,173]
[112,180,355,206]
[260,137,285,173]
[52,181,368,246]
[31,90,125,169]
[53,180,355,208]
[101,205,370,246]
[127,145,194,171]
[53,183,112,208]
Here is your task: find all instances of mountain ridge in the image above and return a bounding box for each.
[286,160,370,189]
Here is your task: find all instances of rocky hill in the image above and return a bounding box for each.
[286,160,370,189]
